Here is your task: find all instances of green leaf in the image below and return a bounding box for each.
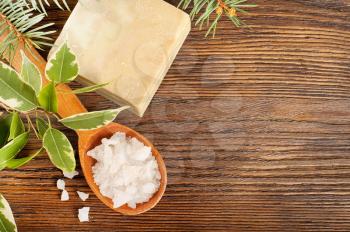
[38,82,58,113]
[20,51,42,95]
[0,62,38,112]
[72,83,109,94]
[0,194,17,232]
[8,112,25,141]
[46,42,78,83]
[0,132,29,166]
[36,118,49,139]
[60,106,129,130]
[43,128,75,172]
[6,148,43,169]
[0,115,12,147]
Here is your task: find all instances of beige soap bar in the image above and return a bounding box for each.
[49,0,191,117]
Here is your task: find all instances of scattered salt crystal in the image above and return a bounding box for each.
[77,191,89,201]
[57,179,65,190]
[61,190,69,201]
[63,170,79,179]
[78,207,90,222]
[87,132,161,209]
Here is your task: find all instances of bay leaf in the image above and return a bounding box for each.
[38,82,58,113]
[43,128,75,172]
[0,132,29,166]
[0,194,17,232]
[0,62,38,112]
[60,106,129,130]
[8,112,25,141]
[46,42,78,83]
[20,51,42,95]
[36,118,49,139]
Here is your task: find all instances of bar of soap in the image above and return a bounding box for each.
[49,0,191,116]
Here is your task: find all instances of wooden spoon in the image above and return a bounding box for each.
[10,44,167,215]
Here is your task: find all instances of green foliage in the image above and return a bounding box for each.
[0,63,38,112]
[0,194,17,232]
[20,51,42,95]
[0,41,128,172]
[7,148,43,169]
[72,83,110,94]
[0,132,29,166]
[8,112,25,141]
[0,114,12,147]
[46,42,79,83]
[60,106,129,131]
[43,128,75,172]
[179,0,256,37]
[36,117,48,139]
[38,82,58,113]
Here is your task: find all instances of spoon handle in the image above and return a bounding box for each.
[9,42,87,118]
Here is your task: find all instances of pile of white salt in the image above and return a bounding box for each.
[87,132,161,209]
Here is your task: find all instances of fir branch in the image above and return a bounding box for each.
[179,0,256,37]
[22,0,70,15]
[0,0,55,62]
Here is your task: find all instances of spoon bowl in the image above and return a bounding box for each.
[78,123,167,215]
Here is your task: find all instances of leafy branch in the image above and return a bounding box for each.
[179,0,256,37]
[0,41,128,172]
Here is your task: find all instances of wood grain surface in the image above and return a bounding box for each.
[1,0,350,231]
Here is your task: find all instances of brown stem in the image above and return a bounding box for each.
[25,114,40,139]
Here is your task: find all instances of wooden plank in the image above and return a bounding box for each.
[0,0,350,231]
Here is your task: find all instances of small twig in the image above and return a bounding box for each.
[24,114,32,132]
[37,108,61,121]
[44,112,52,127]
[25,108,61,121]
[25,114,40,139]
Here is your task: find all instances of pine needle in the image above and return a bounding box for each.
[24,0,70,15]
[179,0,256,37]
[0,0,56,62]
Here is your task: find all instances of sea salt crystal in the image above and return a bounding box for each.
[63,170,79,179]
[61,190,69,201]
[77,191,89,201]
[87,132,161,209]
[78,207,90,222]
[57,179,65,190]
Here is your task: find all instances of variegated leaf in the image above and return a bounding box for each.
[20,51,42,95]
[0,194,17,232]
[43,128,75,172]
[0,132,29,166]
[0,62,38,112]
[59,106,129,130]
[46,42,78,83]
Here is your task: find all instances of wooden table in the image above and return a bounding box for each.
[1,0,350,231]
